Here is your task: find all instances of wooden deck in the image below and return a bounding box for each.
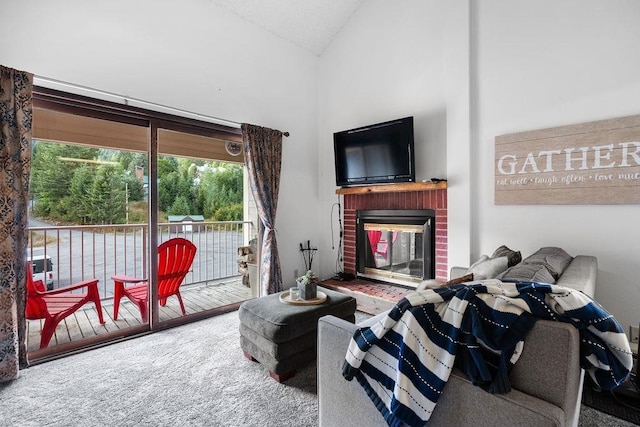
[27,279,253,354]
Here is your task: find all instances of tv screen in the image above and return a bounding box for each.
[334,117,415,187]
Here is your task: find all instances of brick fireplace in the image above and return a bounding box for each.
[341,184,448,282]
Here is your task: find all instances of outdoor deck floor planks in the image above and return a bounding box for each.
[27,279,252,353]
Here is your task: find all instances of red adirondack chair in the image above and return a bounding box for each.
[26,263,105,349]
[112,237,197,323]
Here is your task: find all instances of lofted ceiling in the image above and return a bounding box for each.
[208,0,365,56]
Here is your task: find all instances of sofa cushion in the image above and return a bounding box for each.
[555,255,596,297]
[498,263,556,284]
[491,245,522,267]
[466,255,509,280]
[522,247,573,280]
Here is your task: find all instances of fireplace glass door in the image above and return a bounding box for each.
[364,223,425,283]
[357,209,434,287]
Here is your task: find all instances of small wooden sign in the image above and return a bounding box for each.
[495,115,640,205]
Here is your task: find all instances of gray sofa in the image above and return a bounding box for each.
[318,254,597,427]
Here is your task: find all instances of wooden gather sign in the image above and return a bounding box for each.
[495,115,640,205]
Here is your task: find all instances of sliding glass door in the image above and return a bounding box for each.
[151,128,254,327]
[26,86,256,360]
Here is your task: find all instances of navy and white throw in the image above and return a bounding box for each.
[342,280,633,427]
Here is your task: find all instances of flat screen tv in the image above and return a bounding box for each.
[334,116,415,187]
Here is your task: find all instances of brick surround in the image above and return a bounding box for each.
[342,189,448,282]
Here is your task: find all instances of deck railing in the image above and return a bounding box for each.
[27,221,255,299]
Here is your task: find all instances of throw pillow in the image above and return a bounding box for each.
[491,245,522,267]
[522,247,573,280]
[469,254,490,268]
[497,263,556,284]
[466,256,509,280]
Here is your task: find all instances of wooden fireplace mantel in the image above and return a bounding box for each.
[335,181,447,195]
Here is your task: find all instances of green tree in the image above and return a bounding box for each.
[122,172,145,202]
[158,171,180,212]
[88,164,126,224]
[31,142,244,225]
[168,195,191,215]
[99,149,146,202]
[158,156,178,177]
[107,150,148,175]
[31,141,100,220]
[214,203,243,221]
[158,157,195,213]
[158,157,179,212]
[197,163,243,221]
[68,165,95,224]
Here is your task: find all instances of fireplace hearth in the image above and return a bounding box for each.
[356,209,435,288]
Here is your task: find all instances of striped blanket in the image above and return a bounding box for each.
[343,280,633,427]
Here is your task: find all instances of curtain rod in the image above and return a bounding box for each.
[35,76,291,137]
[34,75,243,129]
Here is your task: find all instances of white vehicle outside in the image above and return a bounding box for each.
[27,255,55,290]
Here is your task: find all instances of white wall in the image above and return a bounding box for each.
[472,0,640,329]
[0,0,319,291]
[317,0,460,278]
[318,0,640,331]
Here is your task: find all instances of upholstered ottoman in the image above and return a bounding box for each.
[239,286,356,382]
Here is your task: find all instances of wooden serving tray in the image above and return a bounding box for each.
[279,290,327,305]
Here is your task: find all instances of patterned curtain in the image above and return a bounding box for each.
[241,123,284,295]
[0,65,33,382]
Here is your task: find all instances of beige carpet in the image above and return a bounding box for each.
[0,310,634,426]
[1,311,317,427]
